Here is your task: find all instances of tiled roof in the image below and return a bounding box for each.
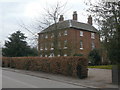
[40,20,98,33]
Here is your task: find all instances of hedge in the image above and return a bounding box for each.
[2,56,88,79]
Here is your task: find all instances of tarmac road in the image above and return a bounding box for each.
[2,70,86,88]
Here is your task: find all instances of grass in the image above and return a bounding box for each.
[88,65,112,69]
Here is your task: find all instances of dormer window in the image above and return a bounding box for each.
[64,30,67,35]
[80,31,83,36]
[91,33,95,39]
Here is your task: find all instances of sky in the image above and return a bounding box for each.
[0,0,96,47]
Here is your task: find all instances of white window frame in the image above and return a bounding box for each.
[45,55,47,57]
[64,40,67,49]
[58,32,61,37]
[40,44,43,51]
[64,30,67,36]
[58,54,60,57]
[91,33,95,39]
[45,43,47,50]
[64,54,67,57]
[80,31,83,36]
[51,33,54,38]
[80,41,83,50]
[45,34,48,39]
[40,54,42,57]
[49,53,54,57]
[50,43,54,50]
[91,41,95,50]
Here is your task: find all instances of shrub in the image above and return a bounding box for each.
[2,56,88,79]
[88,49,101,65]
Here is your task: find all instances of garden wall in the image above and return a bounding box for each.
[2,56,88,79]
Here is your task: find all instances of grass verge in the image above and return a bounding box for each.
[88,65,112,69]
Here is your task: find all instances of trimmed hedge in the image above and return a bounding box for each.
[2,56,88,79]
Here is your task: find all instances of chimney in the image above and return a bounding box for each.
[87,15,92,25]
[59,15,64,21]
[73,11,77,21]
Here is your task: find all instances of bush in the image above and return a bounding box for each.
[2,56,88,79]
[88,49,101,65]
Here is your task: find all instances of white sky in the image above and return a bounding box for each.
[0,0,97,47]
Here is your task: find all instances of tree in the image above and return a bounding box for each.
[86,1,120,64]
[2,31,37,57]
[88,49,101,65]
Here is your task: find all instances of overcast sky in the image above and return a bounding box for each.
[0,0,96,47]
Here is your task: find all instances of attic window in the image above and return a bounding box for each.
[64,30,67,35]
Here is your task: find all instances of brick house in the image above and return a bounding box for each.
[38,11,100,57]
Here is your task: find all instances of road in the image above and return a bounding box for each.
[2,70,85,88]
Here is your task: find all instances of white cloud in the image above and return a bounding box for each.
[0,0,91,47]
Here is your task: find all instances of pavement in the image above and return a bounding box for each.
[2,68,119,88]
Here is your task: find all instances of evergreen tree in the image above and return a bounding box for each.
[2,31,37,57]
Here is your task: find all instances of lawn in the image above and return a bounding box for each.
[88,65,112,69]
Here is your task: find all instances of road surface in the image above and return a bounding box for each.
[2,70,85,88]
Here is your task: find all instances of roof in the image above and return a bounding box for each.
[39,20,98,33]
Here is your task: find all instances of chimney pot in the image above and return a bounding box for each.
[87,15,92,25]
[59,15,64,21]
[73,11,77,21]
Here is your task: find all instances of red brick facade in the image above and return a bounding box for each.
[38,11,100,57]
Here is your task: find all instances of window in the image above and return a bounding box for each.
[80,31,83,36]
[64,30,67,35]
[91,41,95,50]
[80,40,83,50]
[45,34,48,39]
[45,55,47,57]
[58,42,61,48]
[45,43,47,50]
[40,34,44,39]
[49,53,54,57]
[51,33,54,38]
[40,44,43,51]
[91,33,95,39]
[64,40,67,49]
[58,54,60,57]
[40,54,42,57]
[51,43,54,50]
[64,54,67,56]
[58,32,61,37]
